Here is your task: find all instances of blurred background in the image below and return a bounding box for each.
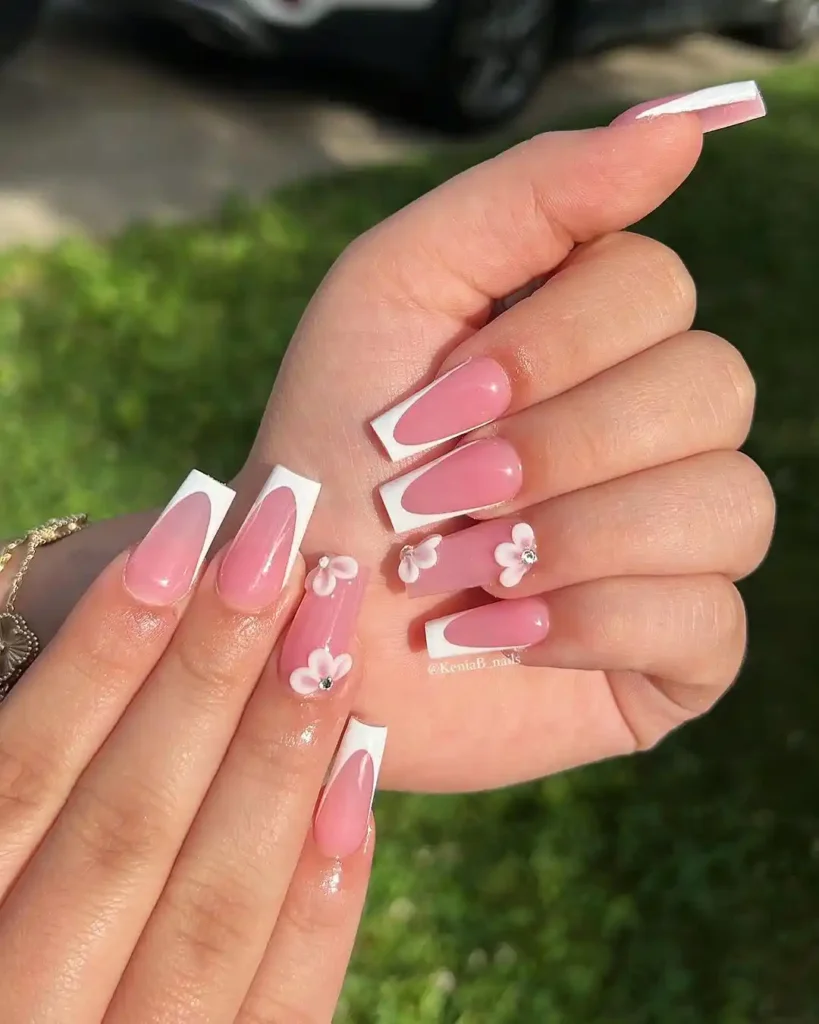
[2,1,818,1020]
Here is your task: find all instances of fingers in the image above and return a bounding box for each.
[370,232,697,461]
[237,822,376,1024]
[104,585,373,1024]
[379,330,755,533]
[0,470,235,895]
[351,118,703,316]
[519,573,747,727]
[401,452,775,600]
[0,466,322,1024]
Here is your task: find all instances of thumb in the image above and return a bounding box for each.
[350,116,704,318]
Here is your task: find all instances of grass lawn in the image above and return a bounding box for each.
[2,59,819,1023]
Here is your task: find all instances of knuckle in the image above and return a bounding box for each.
[620,233,697,326]
[166,626,254,710]
[718,452,777,573]
[684,332,757,438]
[0,739,63,823]
[238,997,320,1024]
[236,714,321,795]
[65,775,174,876]
[692,578,748,685]
[165,869,260,972]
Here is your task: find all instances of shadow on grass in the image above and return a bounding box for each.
[1,62,818,1024]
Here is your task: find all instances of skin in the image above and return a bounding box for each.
[0,548,374,1023]
[0,113,776,1021]
[11,115,775,796]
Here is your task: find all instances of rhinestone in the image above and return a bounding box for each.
[318,555,331,569]
[400,545,414,560]
[521,548,538,566]
[319,677,334,691]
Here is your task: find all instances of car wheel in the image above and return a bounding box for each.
[0,0,45,65]
[432,0,555,132]
[758,0,819,49]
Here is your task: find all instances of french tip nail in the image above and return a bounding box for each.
[616,79,766,132]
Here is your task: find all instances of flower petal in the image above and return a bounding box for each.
[330,556,359,580]
[500,564,527,589]
[332,653,353,681]
[290,668,320,695]
[311,568,336,597]
[512,522,535,550]
[412,535,442,570]
[398,556,420,585]
[308,647,335,679]
[494,542,521,568]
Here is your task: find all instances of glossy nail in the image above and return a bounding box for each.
[314,717,387,859]
[280,554,368,697]
[379,438,523,534]
[612,80,766,132]
[218,465,320,613]
[371,357,512,462]
[124,470,235,606]
[425,598,549,660]
[401,519,538,598]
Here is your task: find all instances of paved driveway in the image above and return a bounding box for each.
[0,6,810,247]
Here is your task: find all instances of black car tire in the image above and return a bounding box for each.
[758,0,819,49]
[430,0,555,133]
[0,0,45,65]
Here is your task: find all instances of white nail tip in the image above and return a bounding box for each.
[425,612,511,661]
[319,718,387,815]
[635,80,761,119]
[162,470,236,580]
[371,363,473,463]
[379,442,489,534]
[249,465,321,588]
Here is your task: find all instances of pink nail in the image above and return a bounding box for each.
[124,470,235,607]
[314,717,386,859]
[612,80,766,133]
[218,466,321,613]
[371,357,512,462]
[401,520,538,598]
[379,438,523,534]
[425,598,549,659]
[280,554,368,697]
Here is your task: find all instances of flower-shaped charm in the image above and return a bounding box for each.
[0,612,39,696]
[398,535,442,585]
[494,523,538,588]
[307,555,359,597]
[290,647,353,696]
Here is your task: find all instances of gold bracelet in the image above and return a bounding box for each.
[0,515,89,701]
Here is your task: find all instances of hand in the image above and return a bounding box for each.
[0,472,378,1023]
[237,113,774,791]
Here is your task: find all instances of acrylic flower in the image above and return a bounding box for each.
[494,522,538,589]
[398,535,442,585]
[289,647,353,696]
[307,554,359,597]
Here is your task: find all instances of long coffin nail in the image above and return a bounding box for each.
[218,466,321,613]
[612,80,766,132]
[371,357,512,462]
[314,717,387,859]
[279,554,368,697]
[124,470,236,606]
[379,438,523,534]
[425,598,549,660]
[400,520,538,598]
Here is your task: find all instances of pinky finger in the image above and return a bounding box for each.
[236,719,385,1024]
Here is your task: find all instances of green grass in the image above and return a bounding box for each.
[2,60,819,1023]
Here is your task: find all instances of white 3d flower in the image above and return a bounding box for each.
[307,555,359,597]
[398,535,442,585]
[289,648,353,696]
[494,523,538,588]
